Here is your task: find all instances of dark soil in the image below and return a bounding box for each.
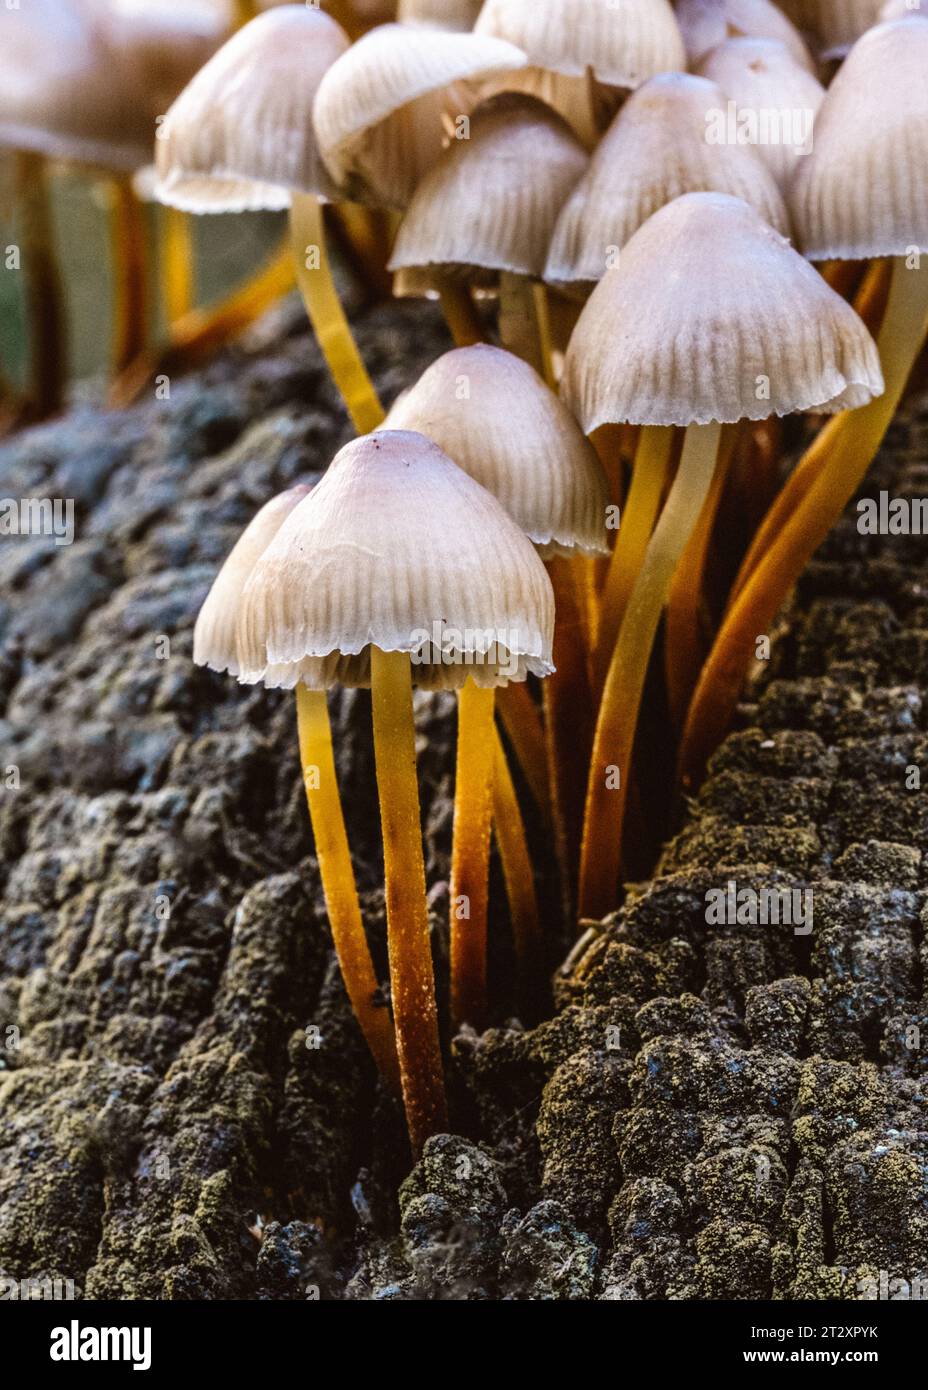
[0,294,925,1300]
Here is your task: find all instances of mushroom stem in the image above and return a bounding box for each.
[296,683,400,1092]
[289,192,384,435]
[545,556,594,913]
[370,646,447,1153]
[664,423,739,729]
[109,177,149,376]
[439,284,484,348]
[450,680,496,1029]
[496,681,550,822]
[492,730,542,1018]
[593,425,674,697]
[16,151,66,418]
[678,257,928,793]
[579,421,723,920]
[160,205,195,325]
[498,271,546,378]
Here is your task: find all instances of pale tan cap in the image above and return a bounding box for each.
[312,22,526,209]
[474,0,686,89]
[791,17,928,259]
[194,484,313,676]
[696,38,824,191]
[0,0,155,171]
[389,94,587,285]
[562,191,884,430]
[155,6,349,212]
[237,431,555,691]
[385,345,608,557]
[676,0,816,70]
[546,72,790,292]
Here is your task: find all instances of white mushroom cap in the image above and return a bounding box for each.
[312,22,527,208]
[385,345,609,558]
[193,483,313,676]
[562,191,884,430]
[237,431,556,691]
[879,0,924,19]
[389,94,588,284]
[546,71,791,292]
[791,18,928,259]
[474,0,686,89]
[155,6,349,213]
[696,38,825,191]
[675,0,817,70]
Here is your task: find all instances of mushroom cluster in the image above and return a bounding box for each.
[8,0,925,1155]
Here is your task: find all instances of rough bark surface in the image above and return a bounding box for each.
[0,300,925,1300]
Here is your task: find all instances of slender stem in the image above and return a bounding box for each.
[289,192,384,436]
[664,423,739,729]
[544,556,594,916]
[370,647,447,1153]
[449,681,496,1029]
[496,682,551,823]
[678,258,928,794]
[579,421,723,920]
[109,235,295,407]
[492,729,542,1018]
[593,426,674,698]
[109,177,149,375]
[15,151,66,418]
[499,271,545,377]
[160,205,195,326]
[296,685,400,1091]
[439,284,484,347]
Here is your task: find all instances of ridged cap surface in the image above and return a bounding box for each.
[237,431,555,691]
[676,0,816,69]
[155,6,348,212]
[389,95,587,281]
[313,23,526,207]
[791,18,928,259]
[386,345,608,557]
[474,0,686,88]
[562,191,884,429]
[546,72,790,290]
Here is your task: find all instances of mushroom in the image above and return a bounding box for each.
[679,15,928,792]
[779,0,885,60]
[386,344,607,1021]
[546,71,790,708]
[675,0,817,70]
[474,0,686,147]
[193,482,401,1093]
[389,94,587,373]
[155,5,387,433]
[312,22,527,210]
[695,38,825,191]
[237,430,554,1152]
[398,0,484,29]
[562,192,883,919]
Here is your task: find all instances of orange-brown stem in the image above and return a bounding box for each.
[449,681,496,1030]
[110,177,149,376]
[16,151,66,419]
[492,730,542,1018]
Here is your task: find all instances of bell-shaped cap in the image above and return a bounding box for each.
[0,0,154,170]
[696,39,824,191]
[676,0,816,70]
[237,431,555,691]
[398,0,483,29]
[389,94,587,284]
[474,0,686,89]
[791,18,928,260]
[312,23,526,209]
[193,483,313,676]
[155,6,349,212]
[385,345,608,558]
[562,192,884,430]
[546,72,790,293]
